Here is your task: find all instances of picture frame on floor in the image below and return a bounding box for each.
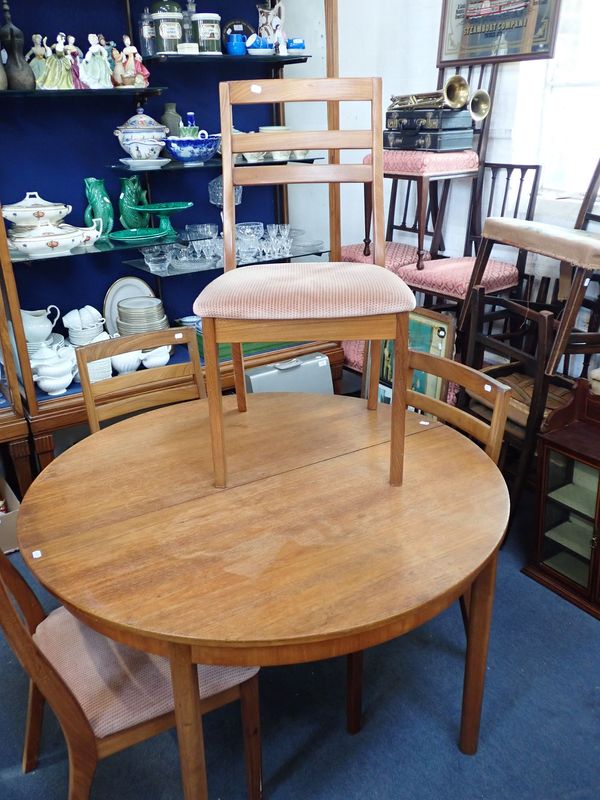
[437,0,563,67]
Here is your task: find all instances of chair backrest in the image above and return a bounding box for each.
[0,550,93,747]
[220,77,385,270]
[406,349,510,464]
[76,327,206,433]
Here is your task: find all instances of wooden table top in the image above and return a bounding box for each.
[18,393,509,666]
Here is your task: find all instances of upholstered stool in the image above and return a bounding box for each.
[457,216,600,374]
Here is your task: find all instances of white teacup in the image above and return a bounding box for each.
[63,309,83,330]
[80,306,105,328]
[82,305,103,323]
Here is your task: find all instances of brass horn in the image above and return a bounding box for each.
[468,89,491,122]
[388,75,470,111]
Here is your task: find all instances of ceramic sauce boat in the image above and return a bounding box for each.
[21,305,61,343]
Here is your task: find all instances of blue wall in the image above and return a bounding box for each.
[1,1,292,326]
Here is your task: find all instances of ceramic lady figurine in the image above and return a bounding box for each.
[79,33,112,89]
[121,35,150,87]
[98,33,116,70]
[0,0,36,90]
[64,35,87,89]
[84,177,114,237]
[37,33,74,90]
[119,176,149,229]
[24,33,49,84]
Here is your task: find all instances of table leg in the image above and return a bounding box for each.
[459,551,497,755]
[169,644,208,800]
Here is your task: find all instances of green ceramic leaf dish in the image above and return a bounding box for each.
[108,228,169,243]
[127,202,193,214]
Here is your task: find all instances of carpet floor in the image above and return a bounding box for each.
[1,495,598,800]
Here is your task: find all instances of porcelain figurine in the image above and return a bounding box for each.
[272,16,288,55]
[24,34,49,84]
[0,0,36,90]
[84,177,114,237]
[121,35,150,87]
[37,33,74,90]
[119,176,150,229]
[98,34,116,70]
[79,33,112,89]
[64,35,87,89]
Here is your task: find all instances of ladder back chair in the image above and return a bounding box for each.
[345,348,510,735]
[75,327,206,433]
[342,63,498,273]
[0,549,262,800]
[193,77,416,489]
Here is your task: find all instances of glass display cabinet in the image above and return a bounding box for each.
[523,380,600,619]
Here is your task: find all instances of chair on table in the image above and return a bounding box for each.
[193,78,416,489]
[342,63,498,274]
[457,158,600,376]
[345,348,510,734]
[463,286,574,527]
[75,327,205,432]
[0,549,262,800]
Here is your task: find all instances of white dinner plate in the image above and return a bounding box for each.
[103,277,155,335]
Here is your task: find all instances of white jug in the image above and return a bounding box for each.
[21,305,60,343]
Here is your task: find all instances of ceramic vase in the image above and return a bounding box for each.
[119,176,150,230]
[161,102,182,136]
[84,178,114,238]
[0,1,35,90]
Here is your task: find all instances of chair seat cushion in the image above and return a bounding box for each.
[364,149,479,177]
[483,217,600,270]
[468,371,573,429]
[34,607,259,739]
[342,339,366,371]
[193,262,416,320]
[398,256,518,299]
[341,242,430,274]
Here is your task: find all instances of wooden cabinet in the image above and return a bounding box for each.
[523,380,600,618]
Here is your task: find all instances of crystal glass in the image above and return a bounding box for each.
[208,176,243,208]
[140,245,174,274]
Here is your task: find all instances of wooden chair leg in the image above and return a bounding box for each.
[546,267,590,376]
[346,651,363,735]
[363,182,373,257]
[385,178,399,243]
[203,317,227,488]
[67,746,97,800]
[231,343,247,413]
[457,237,495,333]
[22,680,45,773]
[239,675,263,800]
[367,340,381,410]
[415,177,429,270]
[390,314,409,486]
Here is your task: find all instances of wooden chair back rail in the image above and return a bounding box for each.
[228,76,377,104]
[232,164,372,187]
[231,129,373,152]
[406,349,510,464]
[76,327,206,433]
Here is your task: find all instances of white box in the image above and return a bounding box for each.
[245,353,333,395]
[0,479,20,553]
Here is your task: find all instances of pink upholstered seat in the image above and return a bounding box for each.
[364,149,479,176]
[398,256,519,300]
[341,241,431,274]
[34,606,259,739]
[194,262,417,320]
[342,339,366,371]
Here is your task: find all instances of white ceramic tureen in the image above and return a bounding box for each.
[2,191,72,227]
[9,221,85,257]
[114,107,168,156]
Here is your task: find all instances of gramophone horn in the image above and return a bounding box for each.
[468,89,491,122]
[443,75,470,109]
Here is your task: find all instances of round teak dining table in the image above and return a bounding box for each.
[18,392,509,800]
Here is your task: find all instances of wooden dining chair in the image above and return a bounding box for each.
[345,348,511,734]
[193,78,416,489]
[0,549,262,800]
[75,327,206,433]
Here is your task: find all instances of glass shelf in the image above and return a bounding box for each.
[0,86,168,98]
[123,244,330,277]
[143,53,309,66]
[110,156,320,173]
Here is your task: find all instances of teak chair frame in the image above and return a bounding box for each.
[203,77,410,488]
[75,327,206,433]
[345,348,510,734]
[0,549,262,800]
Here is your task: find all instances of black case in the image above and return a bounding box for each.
[383,129,474,152]
[385,108,472,132]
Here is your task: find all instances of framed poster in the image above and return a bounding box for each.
[437,0,562,67]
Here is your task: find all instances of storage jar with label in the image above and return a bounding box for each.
[191,13,221,54]
[152,10,184,54]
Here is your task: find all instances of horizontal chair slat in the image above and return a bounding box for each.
[228,77,377,105]
[91,363,195,399]
[233,164,372,186]
[230,130,373,153]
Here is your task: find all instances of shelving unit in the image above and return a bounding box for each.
[0,87,167,98]
[524,380,600,618]
[144,53,310,66]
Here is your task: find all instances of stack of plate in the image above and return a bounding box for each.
[27,332,64,357]
[116,296,168,336]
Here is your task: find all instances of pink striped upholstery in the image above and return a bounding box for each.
[364,150,479,176]
[34,606,259,739]
[343,339,366,371]
[194,262,416,319]
[398,257,518,300]
[341,241,430,274]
